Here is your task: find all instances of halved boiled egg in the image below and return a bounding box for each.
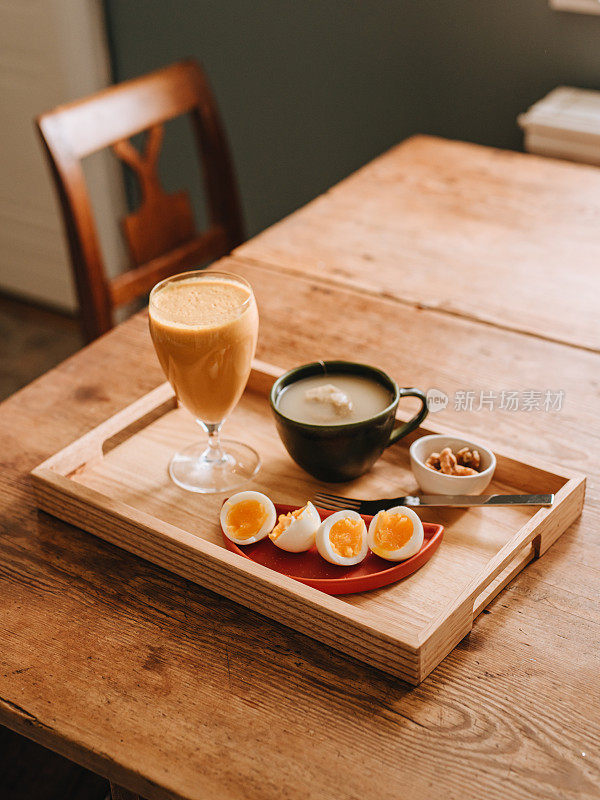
[367,505,424,561]
[269,502,321,552]
[220,491,277,545]
[316,510,368,566]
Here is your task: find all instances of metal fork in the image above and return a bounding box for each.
[313,491,555,515]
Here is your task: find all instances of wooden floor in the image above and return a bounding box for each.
[0,294,81,401]
[0,296,106,798]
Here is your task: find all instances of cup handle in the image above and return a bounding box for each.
[386,388,428,447]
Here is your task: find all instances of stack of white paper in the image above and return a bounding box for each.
[518,86,600,166]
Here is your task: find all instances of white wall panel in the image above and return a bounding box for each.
[0,0,127,311]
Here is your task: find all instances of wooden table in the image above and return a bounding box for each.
[1,136,599,800]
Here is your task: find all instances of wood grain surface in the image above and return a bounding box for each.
[236,135,600,352]
[2,140,600,800]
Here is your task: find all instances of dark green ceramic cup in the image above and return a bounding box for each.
[270,360,428,483]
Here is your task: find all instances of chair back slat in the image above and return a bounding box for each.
[112,125,197,265]
[41,62,202,159]
[36,59,244,342]
[108,227,227,308]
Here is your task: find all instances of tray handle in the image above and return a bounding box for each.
[471,533,541,620]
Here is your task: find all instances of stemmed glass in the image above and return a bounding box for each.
[149,270,260,493]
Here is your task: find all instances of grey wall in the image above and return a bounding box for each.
[104,1,600,237]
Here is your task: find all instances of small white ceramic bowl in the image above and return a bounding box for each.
[409,434,496,495]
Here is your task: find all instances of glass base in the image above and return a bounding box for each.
[169,438,260,494]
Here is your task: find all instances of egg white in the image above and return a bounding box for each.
[316,510,369,566]
[367,505,424,561]
[220,491,277,545]
[269,501,321,552]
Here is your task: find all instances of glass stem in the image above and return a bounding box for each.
[203,422,224,464]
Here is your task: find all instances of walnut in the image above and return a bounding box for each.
[439,447,458,474]
[425,451,441,470]
[453,464,478,476]
[456,446,481,470]
[424,445,482,475]
[456,446,471,463]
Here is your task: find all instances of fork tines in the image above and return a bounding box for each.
[313,492,362,511]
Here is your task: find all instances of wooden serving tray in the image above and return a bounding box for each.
[31,361,585,684]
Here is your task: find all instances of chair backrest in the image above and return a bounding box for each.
[36,59,244,342]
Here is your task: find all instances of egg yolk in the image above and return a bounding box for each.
[373,512,413,552]
[226,500,268,540]
[329,518,364,558]
[270,507,304,540]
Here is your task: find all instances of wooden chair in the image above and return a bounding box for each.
[36,59,245,342]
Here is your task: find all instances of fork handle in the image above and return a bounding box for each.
[389,494,554,508]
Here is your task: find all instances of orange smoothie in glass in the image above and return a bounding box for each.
[149,275,258,424]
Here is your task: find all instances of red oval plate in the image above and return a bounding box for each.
[222,503,444,595]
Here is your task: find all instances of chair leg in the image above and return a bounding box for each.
[109,782,143,800]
